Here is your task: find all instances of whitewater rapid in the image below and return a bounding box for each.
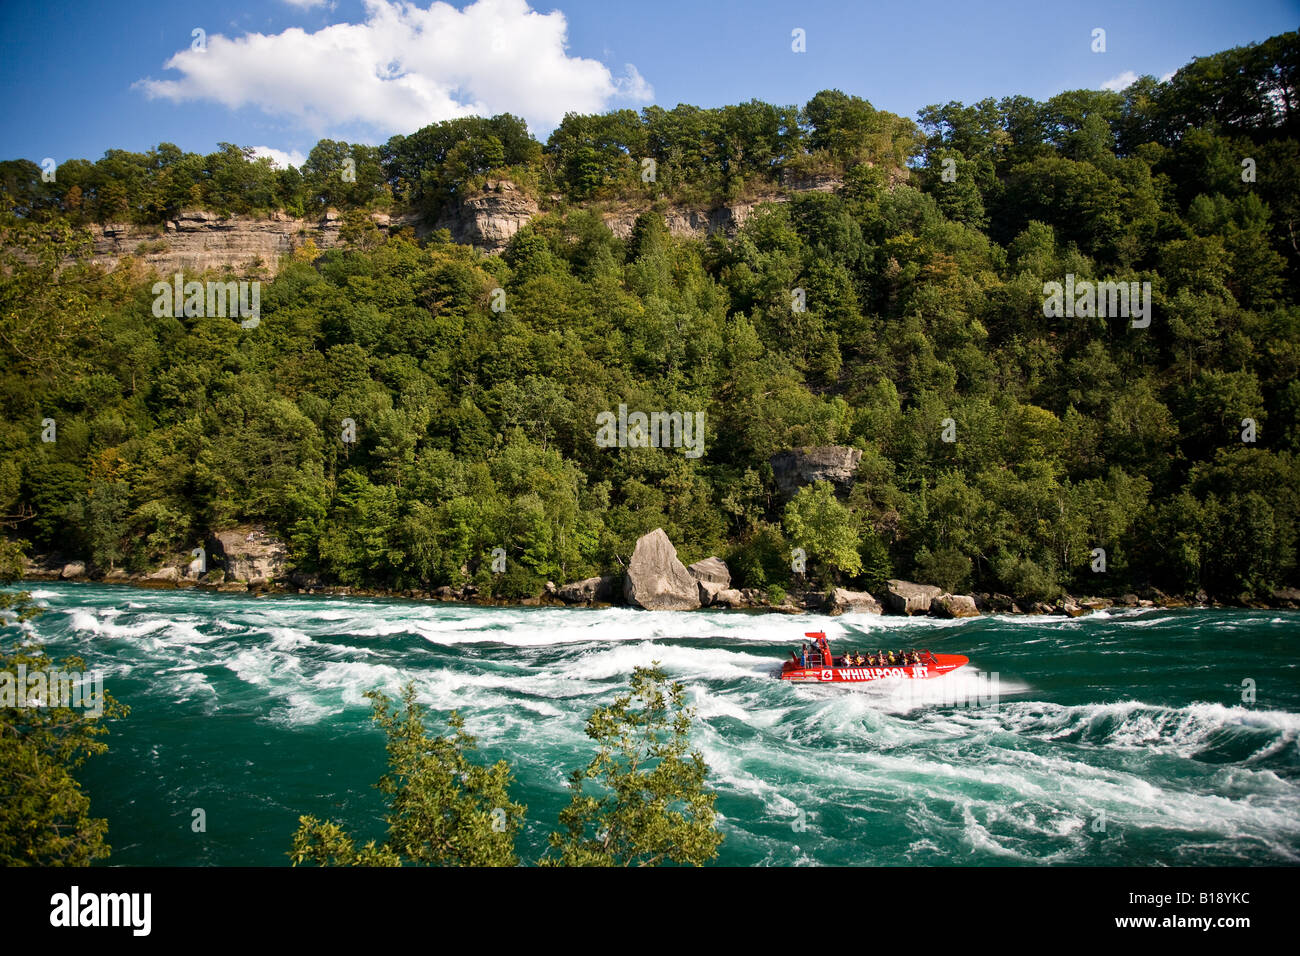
[13,584,1300,866]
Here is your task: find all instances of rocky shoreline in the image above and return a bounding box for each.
[18,526,1300,617]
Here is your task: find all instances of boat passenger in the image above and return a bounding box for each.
[855,653,865,666]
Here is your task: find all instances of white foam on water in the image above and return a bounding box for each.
[26,584,1300,864]
[561,640,773,682]
[226,648,304,688]
[992,698,1300,762]
[168,670,217,706]
[267,627,315,651]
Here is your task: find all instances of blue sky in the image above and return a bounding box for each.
[1,0,1296,167]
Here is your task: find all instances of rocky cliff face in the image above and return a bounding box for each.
[432,179,539,253]
[89,209,414,277]
[75,171,869,272]
[769,445,863,498]
[598,173,844,242]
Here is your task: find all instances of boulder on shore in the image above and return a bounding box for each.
[143,566,181,585]
[827,588,883,615]
[1270,587,1300,609]
[930,593,980,618]
[623,529,701,610]
[556,575,621,605]
[687,557,731,605]
[883,579,942,616]
[60,561,87,580]
[975,592,1021,614]
[712,588,751,608]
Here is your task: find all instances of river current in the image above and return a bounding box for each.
[11,583,1299,866]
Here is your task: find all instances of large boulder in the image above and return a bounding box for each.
[557,575,621,605]
[827,588,883,615]
[930,593,980,618]
[59,561,87,580]
[711,588,751,608]
[884,579,942,616]
[623,529,701,610]
[143,566,181,585]
[1270,587,1300,609]
[687,557,731,605]
[207,527,288,586]
[975,592,1022,614]
[1078,597,1113,611]
[769,446,863,499]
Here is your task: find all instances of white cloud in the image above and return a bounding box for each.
[135,0,652,137]
[282,0,327,8]
[250,145,308,169]
[1100,70,1139,92]
[1160,71,1175,83]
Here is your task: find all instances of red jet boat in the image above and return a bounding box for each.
[780,632,968,684]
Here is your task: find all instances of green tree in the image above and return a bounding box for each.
[783,481,863,583]
[290,684,524,867]
[0,541,128,865]
[544,665,722,867]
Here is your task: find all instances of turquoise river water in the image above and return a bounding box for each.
[8,583,1300,866]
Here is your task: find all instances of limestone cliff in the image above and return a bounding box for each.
[89,209,415,277]
[76,169,893,273]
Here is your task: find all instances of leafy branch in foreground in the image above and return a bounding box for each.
[543,664,722,867]
[289,665,724,867]
[0,539,128,866]
[290,684,524,866]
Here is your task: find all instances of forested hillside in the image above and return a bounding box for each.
[1,33,1297,605]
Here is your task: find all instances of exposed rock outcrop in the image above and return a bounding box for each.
[433,180,539,253]
[556,574,621,605]
[60,561,86,580]
[89,210,410,278]
[71,172,898,275]
[827,588,883,615]
[769,446,863,498]
[206,527,288,587]
[930,593,980,618]
[687,557,731,606]
[623,529,700,610]
[600,176,848,242]
[883,579,942,616]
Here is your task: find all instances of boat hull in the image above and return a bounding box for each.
[780,654,969,683]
